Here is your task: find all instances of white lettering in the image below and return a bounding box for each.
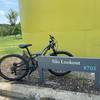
[52,59,60,64]
[52,59,80,65]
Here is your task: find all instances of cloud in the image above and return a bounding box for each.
[0,10,5,16]
[16,16,20,24]
[0,10,9,24]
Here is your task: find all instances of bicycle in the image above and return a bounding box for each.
[0,34,73,81]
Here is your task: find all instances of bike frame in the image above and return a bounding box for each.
[23,36,57,69]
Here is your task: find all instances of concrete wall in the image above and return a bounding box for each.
[19,0,100,57]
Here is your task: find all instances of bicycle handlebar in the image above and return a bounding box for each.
[49,34,55,40]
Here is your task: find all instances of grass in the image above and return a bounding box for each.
[0,35,24,55]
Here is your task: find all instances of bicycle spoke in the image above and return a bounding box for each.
[0,54,29,80]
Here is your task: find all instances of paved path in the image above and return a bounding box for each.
[0,82,100,100]
[0,96,18,100]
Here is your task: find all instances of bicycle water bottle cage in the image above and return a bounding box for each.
[19,44,32,49]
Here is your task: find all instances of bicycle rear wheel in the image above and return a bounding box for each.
[0,54,29,81]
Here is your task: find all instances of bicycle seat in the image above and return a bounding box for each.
[19,44,32,49]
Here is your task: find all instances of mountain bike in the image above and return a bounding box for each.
[0,34,73,81]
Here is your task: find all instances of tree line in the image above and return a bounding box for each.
[0,9,22,38]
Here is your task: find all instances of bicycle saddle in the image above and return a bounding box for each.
[19,44,32,49]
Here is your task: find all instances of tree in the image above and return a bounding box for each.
[13,23,22,39]
[0,24,11,37]
[6,9,18,26]
[5,9,22,39]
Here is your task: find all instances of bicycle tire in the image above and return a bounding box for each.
[0,54,29,81]
[48,51,73,76]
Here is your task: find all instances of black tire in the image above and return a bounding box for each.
[0,54,29,81]
[48,51,73,76]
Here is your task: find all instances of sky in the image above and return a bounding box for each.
[0,0,20,24]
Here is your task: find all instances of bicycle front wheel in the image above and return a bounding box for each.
[0,54,29,81]
[48,51,73,76]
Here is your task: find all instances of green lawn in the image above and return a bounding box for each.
[0,35,24,55]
